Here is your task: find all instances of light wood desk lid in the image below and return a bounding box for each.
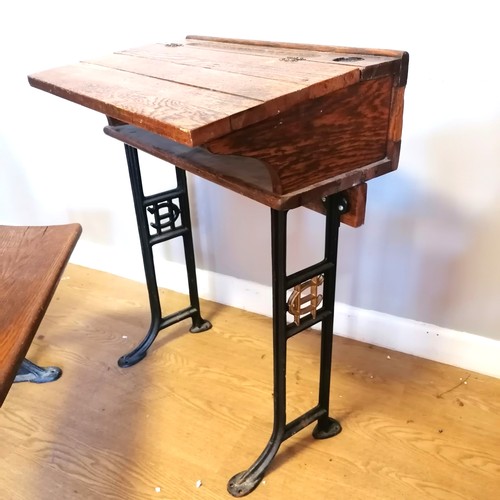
[28,35,407,147]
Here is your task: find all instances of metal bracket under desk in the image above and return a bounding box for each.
[106,124,349,497]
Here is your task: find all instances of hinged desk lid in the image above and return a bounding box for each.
[28,35,406,147]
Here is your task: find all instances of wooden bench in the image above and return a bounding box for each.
[0,223,82,407]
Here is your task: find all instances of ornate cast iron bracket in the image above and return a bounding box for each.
[117,145,211,368]
[287,274,324,326]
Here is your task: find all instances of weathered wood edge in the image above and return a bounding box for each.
[186,35,406,58]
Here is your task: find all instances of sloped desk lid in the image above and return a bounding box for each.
[28,35,407,147]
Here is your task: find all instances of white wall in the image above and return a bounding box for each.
[2,2,500,353]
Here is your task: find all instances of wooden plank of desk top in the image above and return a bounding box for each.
[87,53,355,103]
[119,43,358,84]
[0,224,82,406]
[164,39,400,84]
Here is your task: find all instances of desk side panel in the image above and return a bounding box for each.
[205,77,394,195]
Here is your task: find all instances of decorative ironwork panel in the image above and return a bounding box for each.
[287,275,324,326]
[147,199,181,235]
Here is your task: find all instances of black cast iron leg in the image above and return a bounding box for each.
[227,194,346,497]
[227,209,288,497]
[14,359,62,384]
[118,145,211,368]
[175,168,212,333]
[118,145,162,368]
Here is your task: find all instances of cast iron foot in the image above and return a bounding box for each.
[190,318,212,333]
[227,471,264,498]
[312,417,342,440]
[118,350,147,368]
[14,359,62,384]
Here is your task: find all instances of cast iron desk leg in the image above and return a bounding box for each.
[118,145,211,368]
[227,194,346,497]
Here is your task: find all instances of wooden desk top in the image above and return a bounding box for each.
[28,36,409,225]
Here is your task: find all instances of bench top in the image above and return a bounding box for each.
[0,224,82,406]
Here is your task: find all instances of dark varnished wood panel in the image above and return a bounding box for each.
[206,77,394,194]
[0,224,81,406]
[389,86,406,142]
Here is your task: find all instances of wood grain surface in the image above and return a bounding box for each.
[1,264,498,499]
[0,224,81,406]
[206,77,394,193]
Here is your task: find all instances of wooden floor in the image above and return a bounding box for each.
[1,265,499,500]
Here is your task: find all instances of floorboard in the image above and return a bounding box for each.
[1,264,499,499]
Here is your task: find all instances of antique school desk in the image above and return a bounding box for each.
[28,36,408,497]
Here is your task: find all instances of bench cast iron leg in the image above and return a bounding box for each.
[14,358,62,384]
[227,193,347,497]
[118,145,211,368]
